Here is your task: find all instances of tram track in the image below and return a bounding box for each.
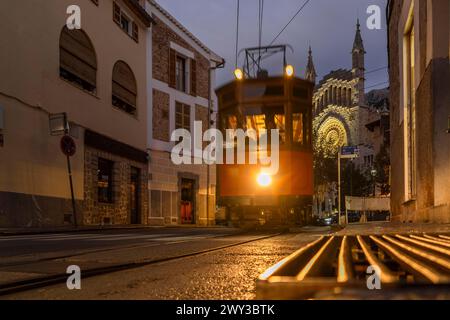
[0,232,283,297]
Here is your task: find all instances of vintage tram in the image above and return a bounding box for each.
[215,49,314,226]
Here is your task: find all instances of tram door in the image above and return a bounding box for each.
[181,178,195,224]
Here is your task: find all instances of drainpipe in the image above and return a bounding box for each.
[207,58,225,226]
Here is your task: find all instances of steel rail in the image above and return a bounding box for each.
[410,235,450,249]
[259,236,325,281]
[356,235,398,283]
[370,235,450,284]
[296,236,336,281]
[0,232,282,296]
[386,236,450,271]
[423,234,450,244]
[337,236,354,283]
[396,235,450,257]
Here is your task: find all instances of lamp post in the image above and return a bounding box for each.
[371,168,377,197]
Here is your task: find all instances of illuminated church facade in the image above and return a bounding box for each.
[306,20,381,168]
[306,20,390,217]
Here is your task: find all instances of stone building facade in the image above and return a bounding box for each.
[0,0,152,227]
[145,0,224,226]
[387,0,450,223]
[308,21,391,216]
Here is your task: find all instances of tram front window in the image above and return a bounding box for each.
[246,113,286,144]
[246,115,266,141]
[227,115,239,130]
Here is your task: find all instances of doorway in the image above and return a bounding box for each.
[180,178,195,224]
[130,166,141,224]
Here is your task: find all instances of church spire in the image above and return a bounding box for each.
[352,19,365,52]
[352,19,366,105]
[305,46,317,84]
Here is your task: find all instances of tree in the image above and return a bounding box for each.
[374,143,391,195]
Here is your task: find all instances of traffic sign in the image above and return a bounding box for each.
[60,135,76,157]
[340,146,359,159]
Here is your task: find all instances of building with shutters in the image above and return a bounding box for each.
[387,0,450,223]
[144,1,224,226]
[0,0,153,227]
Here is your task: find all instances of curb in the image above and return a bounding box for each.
[0,225,236,237]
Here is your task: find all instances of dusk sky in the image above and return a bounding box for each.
[156,0,389,91]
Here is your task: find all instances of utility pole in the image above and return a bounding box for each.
[206,60,225,227]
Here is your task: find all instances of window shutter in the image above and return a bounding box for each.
[113,2,121,25]
[169,49,176,88]
[132,22,139,43]
[190,59,197,96]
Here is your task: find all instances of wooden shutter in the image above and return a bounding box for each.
[190,59,197,96]
[113,2,121,25]
[169,49,176,88]
[60,28,97,87]
[132,22,139,43]
[112,61,137,107]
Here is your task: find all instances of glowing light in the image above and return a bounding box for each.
[285,65,294,77]
[234,68,244,80]
[257,173,272,187]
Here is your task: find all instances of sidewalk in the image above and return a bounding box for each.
[0,224,233,236]
[336,221,450,236]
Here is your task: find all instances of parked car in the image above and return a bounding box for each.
[313,213,338,226]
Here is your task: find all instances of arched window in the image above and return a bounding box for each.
[59,26,97,93]
[112,61,137,116]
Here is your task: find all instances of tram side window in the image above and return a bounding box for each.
[293,113,304,144]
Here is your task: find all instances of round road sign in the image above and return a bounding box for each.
[60,135,76,157]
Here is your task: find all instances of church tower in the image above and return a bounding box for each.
[305,46,317,84]
[352,19,366,105]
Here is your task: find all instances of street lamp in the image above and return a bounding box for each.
[285,65,294,77]
[371,168,377,197]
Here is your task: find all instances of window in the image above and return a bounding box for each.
[176,56,187,92]
[293,113,304,144]
[98,158,113,203]
[113,2,139,42]
[112,61,137,116]
[59,26,97,93]
[405,20,416,199]
[244,106,286,143]
[169,49,196,95]
[176,102,191,130]
[246,115,266,141]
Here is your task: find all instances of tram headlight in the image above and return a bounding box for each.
[285,65,294,77]
[257,172,272,187]
[234,68,244,80]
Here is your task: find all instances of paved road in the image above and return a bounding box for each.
[2,232,328,300]
[0,227,240,258]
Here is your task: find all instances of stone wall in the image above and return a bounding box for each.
[83,147,148,225]
[152,89,170,142]
[152,15,210,99]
